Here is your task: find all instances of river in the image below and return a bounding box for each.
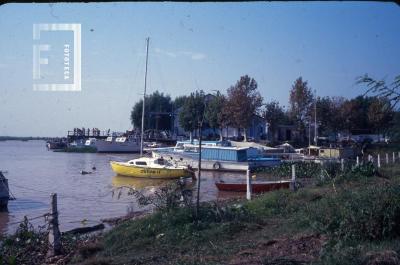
[0,140,246,234]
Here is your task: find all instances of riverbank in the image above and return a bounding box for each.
[70,162,400,265]
[2,158,400,265]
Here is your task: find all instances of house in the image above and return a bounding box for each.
[267,124,300,143]
[220,114,267,141]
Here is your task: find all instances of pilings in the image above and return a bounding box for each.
[47,193,61,257]
[290,164,297,191]
[246,169,252,200]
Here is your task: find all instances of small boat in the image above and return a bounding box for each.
[110,157,195,179]
[215,180,291,193]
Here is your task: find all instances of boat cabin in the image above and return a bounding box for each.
[201,146,260,162]
[128,158,169,167]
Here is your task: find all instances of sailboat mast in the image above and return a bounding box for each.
[314,89,317,145]
[140,37,150,156]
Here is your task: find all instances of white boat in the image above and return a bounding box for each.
[152,143,281,172]
[95,135,140,153]
[85,138,97,147]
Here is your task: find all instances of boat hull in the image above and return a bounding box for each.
[110,161,193,179]
[95,140,140,153]
[215,180,291,193]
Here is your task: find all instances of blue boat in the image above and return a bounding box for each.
[152,142,281,172]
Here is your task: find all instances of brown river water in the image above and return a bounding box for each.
[0,140,247,234]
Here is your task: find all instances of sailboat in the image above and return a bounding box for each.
[110,38,194,178]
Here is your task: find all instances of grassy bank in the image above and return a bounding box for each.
[68,161,400,265]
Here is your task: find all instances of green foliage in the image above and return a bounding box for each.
[0,217,47,265]
[204,91,227,139]
[336,162,376,182]
[308,184,400,242]
[130,91,173,130]
[357,73,400,109]
[289,77,314,139]
[263,101,290,141]
[130,180,193,211]
[178,90,205,133]
[340,96,394,134]
[316,96,347,136]
[255,161,328,179]
[102,201,256,257]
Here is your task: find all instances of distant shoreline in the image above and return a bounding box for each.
[0,136,49,141]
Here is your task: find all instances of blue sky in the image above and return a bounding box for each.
[0,2,399,136]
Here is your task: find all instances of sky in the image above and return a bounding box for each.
[0,2,399,137]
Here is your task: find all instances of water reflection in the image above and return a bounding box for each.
[112,175,170,189]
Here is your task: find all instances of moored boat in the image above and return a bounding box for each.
[96,135,140,153]
[46,139,67,150]
[110,157,195,179]
[215,180,291,193]
[153,144,281,172]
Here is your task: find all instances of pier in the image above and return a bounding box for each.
[66,128,110,142]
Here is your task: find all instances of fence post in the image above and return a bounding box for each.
[290,164,297,191]
[47,193,61,257]
[246,169,251,200]
[356,156,359,166]
[341,159,344,172]
[393,152,396,163]
[378,154,381,168]
[386,153,389,165]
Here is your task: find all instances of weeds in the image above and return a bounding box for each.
[0,217,47,265]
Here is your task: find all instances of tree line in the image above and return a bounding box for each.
[131,74,399,144]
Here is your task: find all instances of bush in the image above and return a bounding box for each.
[335,162,377,183]
[309,184,400,242]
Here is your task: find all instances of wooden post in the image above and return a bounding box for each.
[341,158,344,172]
[356,156,359,166]
[246,169,251,200]
[290,164,296,191]
[386,153,389,164]
[393,152,396,163]
[377,154,381,168]
[47,193,61,257]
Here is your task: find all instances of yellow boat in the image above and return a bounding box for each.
[110,157,195,179]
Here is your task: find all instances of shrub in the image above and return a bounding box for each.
[308,184,400,242]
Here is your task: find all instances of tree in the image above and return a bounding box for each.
[178,91,205,142]
[339,96,394,134]
[263,101,286,141]
[130,91,173,131]
[315,96,346,137]
[173,95,188,110]
[204,91,227,141]
[224,75,263,141]
[357,74,400,109]
[367,97,394,134]
[289,77,314,142]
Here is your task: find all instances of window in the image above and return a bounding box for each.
[135,161,147,166]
